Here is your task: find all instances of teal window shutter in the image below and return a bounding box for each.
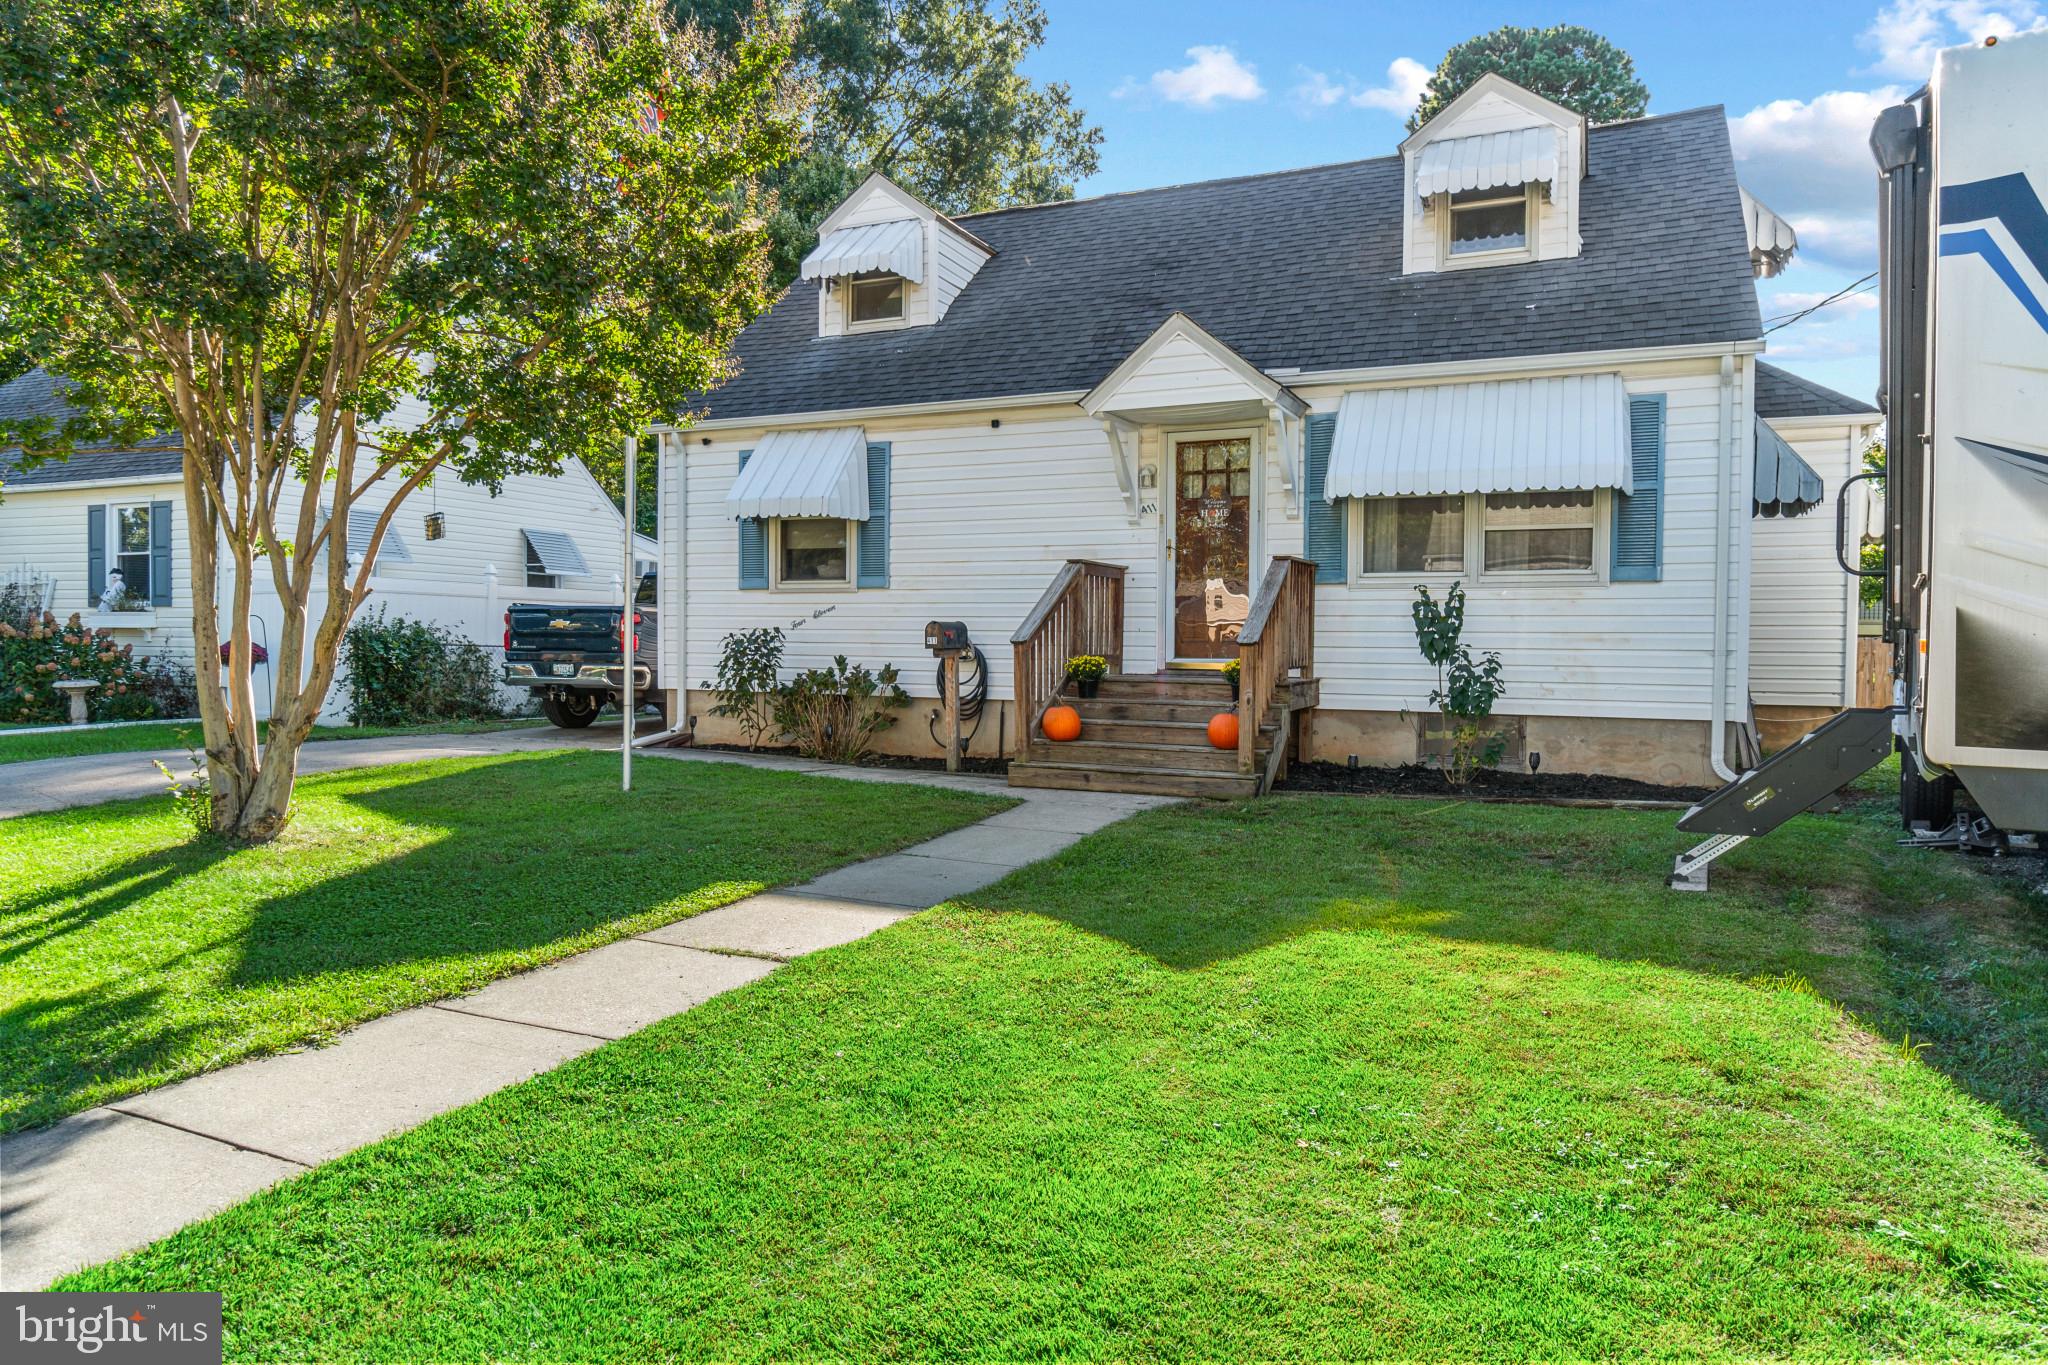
[1302,413,1345,584]
[150,500,173,605]
[856,441,890,588]
[736,450,767,589]
[86,504,107,604]
[1612,395,1666,581]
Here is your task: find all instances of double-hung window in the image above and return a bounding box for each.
[1482,491,1596,572]
[774,518,851,586]
[112,504,154,603]
[526,540,557,589]
[1360,495,1466,574]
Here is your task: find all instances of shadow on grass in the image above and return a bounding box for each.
[0,842,235,969]
[972,792,2048,1146]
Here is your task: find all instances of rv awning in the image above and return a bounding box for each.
[1414,127,1560,199]
[724,427,872,520]
[345,506,412,565]
[522,528,589,577]
[799,219,924,284]
[1754,418,1825,517]
[1325,373,1633,501]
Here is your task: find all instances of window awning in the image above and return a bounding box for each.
[1740,188,1799,279]
[330,505,413,566]
[1325,373,1633,501]
[1754,418,1825,517]
[522,528,589,577]
[724,427,872,521]
[1414,127,1560,199]
[799,219,924,284]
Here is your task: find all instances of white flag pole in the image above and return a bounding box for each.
[622,434,636,792]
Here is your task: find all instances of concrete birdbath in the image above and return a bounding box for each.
[52,678,99,725]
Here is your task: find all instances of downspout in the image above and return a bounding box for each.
[1708,353,1741,782]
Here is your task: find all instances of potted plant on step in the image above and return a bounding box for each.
[1221,658,1241,701]
[1065,654,1108,699]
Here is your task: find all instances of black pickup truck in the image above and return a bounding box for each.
[502,573,662,728]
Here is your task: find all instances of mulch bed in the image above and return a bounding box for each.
[691,742,1010,777]
[1277,759,1712,806]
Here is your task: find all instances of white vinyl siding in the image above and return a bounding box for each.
[1749,415,1876,709]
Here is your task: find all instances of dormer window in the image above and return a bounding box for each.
[848,272,905,324]
[1448,188,1530,257]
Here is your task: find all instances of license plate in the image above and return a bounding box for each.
[551,664,575,677]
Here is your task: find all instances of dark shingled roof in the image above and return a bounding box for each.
[1754,360,1878,419]
[0,368,182,488]
[702,106,1764,422]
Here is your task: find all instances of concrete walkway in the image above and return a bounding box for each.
[0,749,1165,1290]
[0,724,610,819]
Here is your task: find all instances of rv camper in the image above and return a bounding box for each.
[1673,27,2048,887]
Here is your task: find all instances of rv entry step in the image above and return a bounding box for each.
[1669,707,1899,890]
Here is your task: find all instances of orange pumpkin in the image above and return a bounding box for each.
[1207,711,1241,750]
[1042,704,1083,742]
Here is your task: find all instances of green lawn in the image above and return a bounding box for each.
[0,752,1006,1131]
[0,715,550,765]
[64,787,2048,1358]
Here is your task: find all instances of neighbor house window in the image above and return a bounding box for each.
[113,503,154,603]
[526,539,557,589]
[1448,187,1529,256]
[1361,495,1465,574]
[848,273,904,324]
[1483,490,1595,571]
[775,518,850,585]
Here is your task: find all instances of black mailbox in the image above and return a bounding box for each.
[924,620,970,653]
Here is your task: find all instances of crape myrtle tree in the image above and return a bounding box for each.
[0,0,804,840]
[1407,24,1650,131]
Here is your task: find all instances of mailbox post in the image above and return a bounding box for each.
[924,621,970,773]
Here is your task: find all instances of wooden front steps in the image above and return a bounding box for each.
[1009,672,1282,799]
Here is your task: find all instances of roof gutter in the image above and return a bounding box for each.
[0,471,182,492]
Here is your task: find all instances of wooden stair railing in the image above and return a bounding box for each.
[1236,555,1317,785]
[1011,560,1126,755]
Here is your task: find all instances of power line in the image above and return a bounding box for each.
[1763,272,1879,333]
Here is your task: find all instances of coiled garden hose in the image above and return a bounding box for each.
[929,644,989,751]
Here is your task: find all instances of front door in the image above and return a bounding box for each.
[1169,433,1254,660]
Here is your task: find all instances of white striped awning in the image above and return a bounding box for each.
[799,219,924,284]
[345,506,412,565]
[1414,127,1560,199]
[725,427,871,520]
[1325,373,1633,501]
[1754,418,1825,517]
[1740,188,1799,278]
[522,528,589,577]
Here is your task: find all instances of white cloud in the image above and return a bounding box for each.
[1120,46,1265,108]
[1291,57,1432,117]
[1863,0,2046,79]
[1728,88,1903,269]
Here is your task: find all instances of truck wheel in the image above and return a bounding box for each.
[541,692,601,729]
[1900,761,1957,829]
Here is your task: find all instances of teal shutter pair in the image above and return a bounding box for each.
[84,502,173,605]
[737,443,891,589]
[1302,414,1346,583]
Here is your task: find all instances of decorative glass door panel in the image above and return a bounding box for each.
[1171,436,1253,659]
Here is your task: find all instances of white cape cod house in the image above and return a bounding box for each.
[0,374,643,721]
[653,75,1849,794]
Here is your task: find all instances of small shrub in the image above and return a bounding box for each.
[705,627,784,751]
[1411,581,1507,788]
[341,607,504,727]
[0,610,161,723]
[774,655,910,763]
[132,655,200,718]
[153,736,214,836]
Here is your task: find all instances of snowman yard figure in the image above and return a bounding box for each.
[98,567,129,611]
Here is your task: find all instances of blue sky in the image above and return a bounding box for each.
[1020,0,2048,401]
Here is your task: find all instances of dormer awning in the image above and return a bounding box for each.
[799,219,925,284]
[1754,418,1825,517]
[1414,127,1560,199]
[1740,189,1799,279]
[1325,373,1633,500]
[725,427,872,521]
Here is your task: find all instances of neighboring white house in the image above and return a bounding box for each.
[1750,362,1882,746]
[646,74,1844,790]
[0,372,643,720]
